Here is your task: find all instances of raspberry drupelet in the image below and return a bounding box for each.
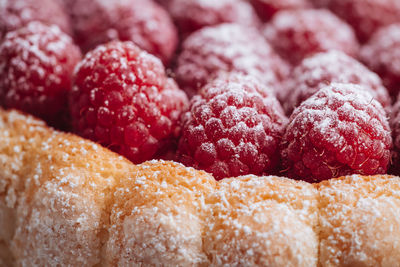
[69,41,188,164]
[67,0,177,64]
[175,23,289,98]
[177,74,288,180]
[280,83,392,182]
[165,0,260,38]
[360,24,400,98]
[263,9,359,65]
[316,0,400,43]
[283,50,390,115]
[0,0,72,39]
[250,0,311,22]
[0,22,81,128]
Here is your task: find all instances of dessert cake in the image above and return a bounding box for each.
[1,0,400,266]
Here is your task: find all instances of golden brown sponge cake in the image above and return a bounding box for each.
[318,176,400,266]
[0,108,400,266]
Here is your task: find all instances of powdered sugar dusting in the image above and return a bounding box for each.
[284,50,390,114]
[361,23,400,96]
[282,83,391,181]
[175,23,289,96]
[70,41,188,164]
[0,22,74,87]
[105,160,216,266]
[1,108,400,266]
[166,0,260,36]
[0,21,81,126]
[0,109,136,266]
[204,175,318,266]
[251,0,311,21]
[69,0,177,63]
[177,73,288,179]
[323,0,400,42]
[263,9,359,64]
[318,175,400,266]
[0,0,71,38]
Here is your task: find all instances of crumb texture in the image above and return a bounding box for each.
[204,176,318,266]
[1,109,400,266]
[318,175,400,267]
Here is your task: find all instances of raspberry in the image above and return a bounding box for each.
[280,83,392,182]
[284,50,390,114]
[165,0,260,38]
[263,9,359,65]
[175,23,289,97]
[318,0,400,43]
[177,74,288,180]
[250,0,311,22]
[69,41,188,164]
[360,24,400,98]
[389,95,400,174]
[67,0,177,64]
[0,22,81,128]
[0,0,72,39]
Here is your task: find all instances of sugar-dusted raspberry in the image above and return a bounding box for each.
[67,0,177,64]
[0,22,81,128]
[70,41,188,164]
[0,0,71,39]
[175,23,289,97]
[284,50,390,114]
[250,0,311,22]
[281,83,392,182]
[165,0,260,38]
[360,24,400,97]
[263,9,359,65]
[177,74,288,180]
[318,0,400,43]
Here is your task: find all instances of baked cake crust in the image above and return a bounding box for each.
[1,108,400,266]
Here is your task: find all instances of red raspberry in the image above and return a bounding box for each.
[153,0,171,6]
[318,0,400,43]
[284,50,390,114]
[175,23,289,97]
[0,22,81,128]
[360,24,400,97]
[177,74,288,180]
[263,9,359,65]
[69,41,188,164]
[250,0,311,22]
[389,95,400,174]
[165,0,260,38]
[0,0,72,39]
[280,83,392,182]
[67,0,177,64]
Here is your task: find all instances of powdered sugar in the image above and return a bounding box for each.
[281,83,391,181]
[321,0,400,42]
[0,21,81,127]
[204,175,318,266]
[263,9,359,65]
[250,0,311,21]
[177,74,288,179]
[1,109,400,265]
[175,23,289,96]
[361,23,400,96]
[284,50,390,114]
[69,0,177,64]
[166,0,260,37]
[0,0,71,39]
[319,175,400,266]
